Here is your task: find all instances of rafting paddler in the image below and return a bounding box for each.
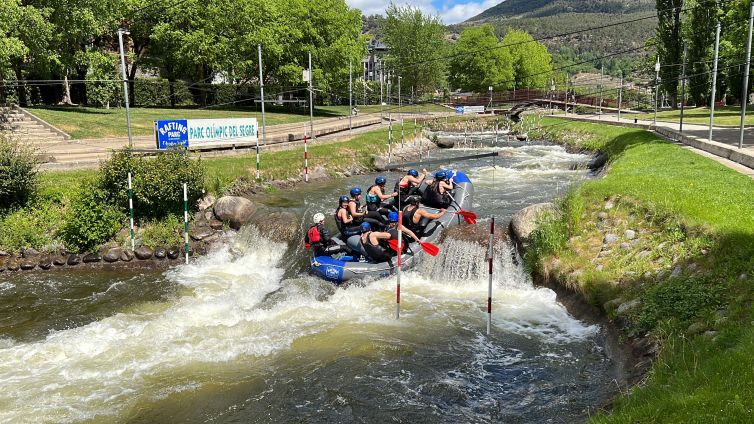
[402,195,446,237]
[358,222,393,263]
[394,169,429,206]
[305,213,345,257]
[422,170,454,208]
[335,195,362,238]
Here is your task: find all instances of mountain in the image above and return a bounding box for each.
[452,0,657,74]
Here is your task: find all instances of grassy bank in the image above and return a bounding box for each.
[620,105,754,127]
[27,104,445,139]
[1,123,412,254]
[531,118,754,422]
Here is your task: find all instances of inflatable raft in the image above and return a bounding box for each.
[310,170,474,284]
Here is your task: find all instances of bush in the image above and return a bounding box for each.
[637,277,723,332]
[100,149,205,219]
[139,215,183,248]
[60,180,124,252]
[0,135,39,209]
[0,202,66,253]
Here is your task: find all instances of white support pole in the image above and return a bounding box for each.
[258,45,267,146]
[487,217,494,335]
[710,22,721,142]
[117,29,133,149]
[304,126,309,183]
[349,59,353,133]
[680,45,688,133]
[617,72,623,121]
[598,65,604,118]
[183,183,189,265]
[388,112,392,163]
[740,1,754,149]
[309,52,315,139]
[128,172,135,251]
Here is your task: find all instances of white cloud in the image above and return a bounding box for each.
[345,0,502,24]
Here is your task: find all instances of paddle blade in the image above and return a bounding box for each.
[387,239,401,252]
[456,210,477,225]
[419,241,439,256]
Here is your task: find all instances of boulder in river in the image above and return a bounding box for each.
[255,211,299,242]
[154,247,167,260]
[53,255,67,266]
[436,138,455,149]
[510,203,558,246]
[134,246,153,260]
[103,248,122,263]
[120,250,134,262]
[83,253,102,263]
[20,259,37,270]
[66,255,81,266]
[38,256,52,270]
[6,259,20,271]
[167,246,180,260]
[214,196,256,230]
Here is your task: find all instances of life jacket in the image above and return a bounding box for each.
[304,224,321,249]
[394,178,411,197]
[361,231,390,262]
[402,205,421,233]
[334,206,350,232]
[348,198,365,223]
[366,185,381,205]
[423,181,450,208]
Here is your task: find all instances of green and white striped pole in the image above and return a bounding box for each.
[128,172,135,251]
[183,183,189,264]
[388,112,392,163]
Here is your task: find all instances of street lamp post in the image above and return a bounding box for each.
[117,28,133,149]
[549,79,555,115]
[654,57,661,126]
[488,86,493,109]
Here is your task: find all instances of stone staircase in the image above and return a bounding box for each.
[1,104,74,164]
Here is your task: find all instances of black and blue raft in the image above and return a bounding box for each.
[310,170,474,284]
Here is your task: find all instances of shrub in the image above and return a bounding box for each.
[637,277,723,332]
[100,149,205,219]
[0,202,66,253]
[61,180,124,252]
[0,135,39,209]
[139,214,183,248]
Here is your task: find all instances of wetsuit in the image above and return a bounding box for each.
[366,185,396,215]
[422,181,452,208]
[401,205,423,237]
[306,223,344,257]
[334,207,361,238]
[353,197,388,229]
[393,178,421,207]
[361,231,391,263]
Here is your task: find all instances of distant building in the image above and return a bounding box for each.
[362,39,388,81]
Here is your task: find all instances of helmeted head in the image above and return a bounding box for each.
[434,170,447,181]
[407,169,419,177]
[375,176,387,186]
[313,213,325,224]
[388,211,399,223]
[407,195,420,205]
[360,222,371,232]
[339,195,350,205]
[350,187,362,197]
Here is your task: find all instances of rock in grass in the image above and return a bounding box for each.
[120,250,134,262]
[154,247,167,260]
[209,219,224,230]
[597,212,608,221]
[103,248,122,263]
[619,242,631,250]
[617,299,641,315]
[604,201,615,210]
[167,247,180,260]
[134,247,153,260]
[509,203,557,245]
[0,250,9,256]
[21,248,39,258]
[604,233,619,244]
[624,229,636,240]
[214,196,256,230]
[670,266,683,278]
[190,225,215,241]
[66,255,81,266]
[83,253,101,263]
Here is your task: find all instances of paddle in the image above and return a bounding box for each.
[446,192,477,225]
[388,239,440,257]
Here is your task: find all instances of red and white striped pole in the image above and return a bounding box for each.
[487,217,495,335]
[396,211,403,319]
[304,126,309,183]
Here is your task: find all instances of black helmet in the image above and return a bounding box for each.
[407,169,419,177]
[407,195,420,205]
[339,195,349,204]
[375,176,387,185]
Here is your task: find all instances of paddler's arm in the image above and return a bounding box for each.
[348,201,365,217]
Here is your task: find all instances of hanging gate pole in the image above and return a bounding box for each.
[183,183,189,264]
[396,211,403,319]
[304,126,309,182]
[128,172,135,251]
[487,217,494,335]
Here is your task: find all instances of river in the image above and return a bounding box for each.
[0,135,618,423]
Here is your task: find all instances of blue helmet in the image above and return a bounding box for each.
[434,171,447,181]
[388,212,399,222]
[375,176,387,185]
[350,187,362,197]
[339,195,349,203]
[407,169,419,177]
[360,222,371,232]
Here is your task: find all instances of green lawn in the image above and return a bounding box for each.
[534,118,754,423]
[27,103,447,139]
[621,105,754,127]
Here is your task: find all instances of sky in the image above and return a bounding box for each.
[346,0,502,25]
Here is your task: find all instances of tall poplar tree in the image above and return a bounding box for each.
[656,0,684,107]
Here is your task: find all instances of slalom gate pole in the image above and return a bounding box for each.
[388,113,393,163]
[397,210,402,319]
[304,126,309,183]
[255,131,260,180]
[128,172,135,251]
[487,217,494,335]
[401,116,405,148]
[183,183,189,265]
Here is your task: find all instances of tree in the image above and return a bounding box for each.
[684,0,720,105]
[503,29,553,89]
[382,3,447,97]
[656,0,684,107]
[449,24,513,92]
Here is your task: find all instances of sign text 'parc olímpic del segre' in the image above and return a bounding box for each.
[155,118,258,149]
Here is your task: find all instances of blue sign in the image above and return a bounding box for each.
[156,119,189,149]
[455,106,464,114]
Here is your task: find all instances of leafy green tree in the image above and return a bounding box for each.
[684,0,720,105]
[656,0,684,107]
[720,0,751,104]
[382,3,447,96]
[85,51,120,107]
[503,29,553,88]
[449,24,513,92]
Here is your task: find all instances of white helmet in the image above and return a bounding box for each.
[313,213,325,224]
